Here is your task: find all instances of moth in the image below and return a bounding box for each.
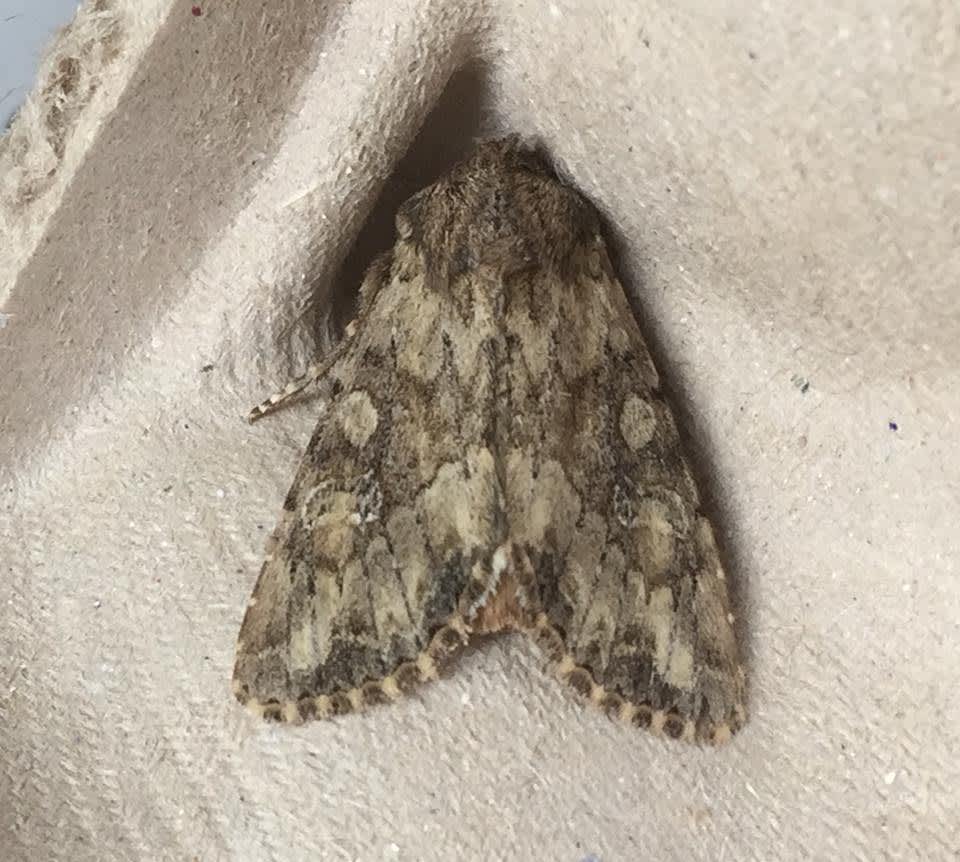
[233,138,746,744]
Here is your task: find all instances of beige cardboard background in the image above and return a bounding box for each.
[1,1,958,859]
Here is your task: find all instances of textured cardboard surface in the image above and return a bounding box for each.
[2,1,958,859]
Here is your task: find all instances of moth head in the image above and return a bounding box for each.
[393,139,601,277]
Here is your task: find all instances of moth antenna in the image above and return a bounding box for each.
[247,298,374,423]
[247,262,391,423]
[246,340,346,423]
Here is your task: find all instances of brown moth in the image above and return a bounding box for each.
[233,138,746,744]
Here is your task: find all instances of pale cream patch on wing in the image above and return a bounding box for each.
[288,564,340,670]
[632,488,692,578]
[288,615,316,674]
[356,275,405,355]
[421,446,499,552]
[620,394,657,451]
[646,585,696,691]
[635,498,677,577]
[666,642,694,690]
[608,322,631,355]
[338,390,379,447]
[396,285,445,382]
[647,586,674,677]
[505,450,580,549]
[558,279,608,378]
[304,489,357,566]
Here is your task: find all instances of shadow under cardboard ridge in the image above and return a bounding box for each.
[313,62,497,333]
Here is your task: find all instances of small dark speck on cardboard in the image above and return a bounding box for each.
[200,363,215,373]
[888,421,898,431]
[192,5,202,16]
